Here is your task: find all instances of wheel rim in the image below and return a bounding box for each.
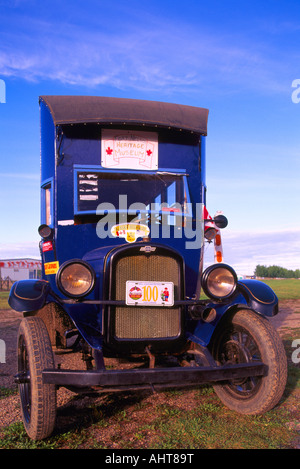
[18,335,31,424]
[215,324,263,398]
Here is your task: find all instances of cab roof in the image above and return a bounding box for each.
[39,96,208,135]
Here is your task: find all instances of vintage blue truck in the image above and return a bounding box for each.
[9,96,287,440]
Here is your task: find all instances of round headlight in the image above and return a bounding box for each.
[38,224,53,240]
[56,260,95,298]
[201,264,237,300]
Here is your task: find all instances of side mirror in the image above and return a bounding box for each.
[214,214,228,229]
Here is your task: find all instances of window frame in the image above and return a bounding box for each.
[73,165,192,220]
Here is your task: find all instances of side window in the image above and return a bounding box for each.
[41,179,53,226]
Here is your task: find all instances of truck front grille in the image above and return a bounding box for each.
[113,253,181,339]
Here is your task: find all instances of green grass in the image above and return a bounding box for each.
[1,333,299,450]
[0,291,10,309]
[200,278,300,301]
[0,387,17,399]
[1,382,298,449]
[259,279,300,300]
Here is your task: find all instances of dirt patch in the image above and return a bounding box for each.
[269,299,300,331]
[0,301,299,435]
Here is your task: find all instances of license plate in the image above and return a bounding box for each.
[126,281,174,306]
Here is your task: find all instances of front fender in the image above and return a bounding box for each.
[237,279,278,317]
[8,279,51,313]
[187,279,278,347]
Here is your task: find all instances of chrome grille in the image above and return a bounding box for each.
[114,254,181,339]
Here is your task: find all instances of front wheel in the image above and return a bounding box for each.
[17,316,57,440]
[210,309,287,415]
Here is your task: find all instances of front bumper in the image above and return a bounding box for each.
[41,362,267,391]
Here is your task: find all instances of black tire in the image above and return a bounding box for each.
[17,316,57,440]
[210,309,287,415]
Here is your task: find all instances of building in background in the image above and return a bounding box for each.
[0,258,41,281]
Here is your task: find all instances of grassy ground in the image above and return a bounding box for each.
[1,382,299,449]
[1,335,299,450]
[0,291,10,309]
[260,278,300,300]
[199,278,300,301]
[0,280,299,449]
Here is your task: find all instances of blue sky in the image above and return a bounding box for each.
[0,0,299,274]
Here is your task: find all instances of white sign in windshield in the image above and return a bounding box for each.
[101,129,158,170]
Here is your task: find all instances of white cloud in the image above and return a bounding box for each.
[0,241,40,260]
[0,8,293,95]
[204,228,300,275]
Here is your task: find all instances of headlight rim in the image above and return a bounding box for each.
[201,263,237,301]
[56,259,96,299]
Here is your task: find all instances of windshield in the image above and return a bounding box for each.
[75,171,191,218]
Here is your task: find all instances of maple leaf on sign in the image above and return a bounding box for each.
[106,147,113,155]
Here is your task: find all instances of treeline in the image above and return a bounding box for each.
[255,265,300,279]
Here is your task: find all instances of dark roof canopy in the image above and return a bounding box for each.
[39,96,208,135]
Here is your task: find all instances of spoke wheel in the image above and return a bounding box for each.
[210,309,287,414]
[17,316,57,440]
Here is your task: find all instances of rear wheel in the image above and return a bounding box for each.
[210,309,287,414]
[17,316,57,440]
